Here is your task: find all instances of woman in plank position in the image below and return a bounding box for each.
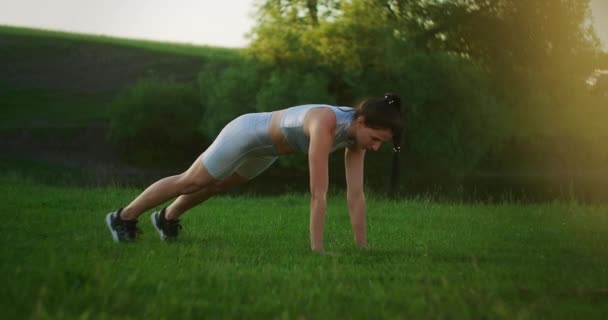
[106,93,403,253]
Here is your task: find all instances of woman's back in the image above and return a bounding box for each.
[279,105,355,154]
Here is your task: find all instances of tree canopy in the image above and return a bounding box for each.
[248,0,602,81]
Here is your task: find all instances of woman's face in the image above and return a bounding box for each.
[353,117,393,151]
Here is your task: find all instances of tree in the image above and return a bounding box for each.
[250,0,603,87]
[247,0,341,67]
[388,0,602,97]
[245,0,608,192]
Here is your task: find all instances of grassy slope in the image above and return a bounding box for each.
[0,25,242,59]
[1,177,607,319]
[0,25,242,129]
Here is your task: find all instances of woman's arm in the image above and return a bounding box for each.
[344,146,367,248]
[306,109,336,253]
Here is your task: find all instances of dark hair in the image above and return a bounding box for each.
[354,93,403,135]
[355,93,404,196]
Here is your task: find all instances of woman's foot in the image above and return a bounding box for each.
[105,209,141,242]
[151,208,182,241]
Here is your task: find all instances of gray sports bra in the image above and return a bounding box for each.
[280,104,355,154]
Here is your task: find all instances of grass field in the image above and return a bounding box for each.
[2,177,607,319]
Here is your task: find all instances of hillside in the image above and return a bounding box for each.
[0,25,240,92]
[0,25,241,127]
[0,26,242,185]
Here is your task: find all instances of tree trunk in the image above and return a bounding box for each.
[306,0,319,26]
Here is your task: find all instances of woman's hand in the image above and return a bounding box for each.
[345,146,367,248]
[313,249,340,256]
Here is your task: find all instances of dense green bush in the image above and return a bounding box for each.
[197,60,263,139]
[255,68,336,111]
[400,52,509,183]
[108,78,204,167]
[344,49,509,187]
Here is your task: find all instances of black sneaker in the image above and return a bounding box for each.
[151,208,182,241]
[105,209,141,242]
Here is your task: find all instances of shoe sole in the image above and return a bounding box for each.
[151,211,166,240]
[105,212,120,242]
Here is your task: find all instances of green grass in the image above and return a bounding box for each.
[2,178,607,319]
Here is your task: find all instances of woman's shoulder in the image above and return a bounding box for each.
[277,104,351,112]
[302,106,339,130]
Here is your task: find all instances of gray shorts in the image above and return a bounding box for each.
[201,112,279,180]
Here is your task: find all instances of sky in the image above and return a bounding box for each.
[0,0,606,49]
[0,0,258,47]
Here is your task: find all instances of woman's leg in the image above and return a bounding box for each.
[120,157,217,220]
[164,155,278,220]
[164,172,249,220]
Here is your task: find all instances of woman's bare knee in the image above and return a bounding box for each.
[177,159,217,194]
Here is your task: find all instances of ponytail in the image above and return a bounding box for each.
[383,93,402,197]
[389,130,401,196]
